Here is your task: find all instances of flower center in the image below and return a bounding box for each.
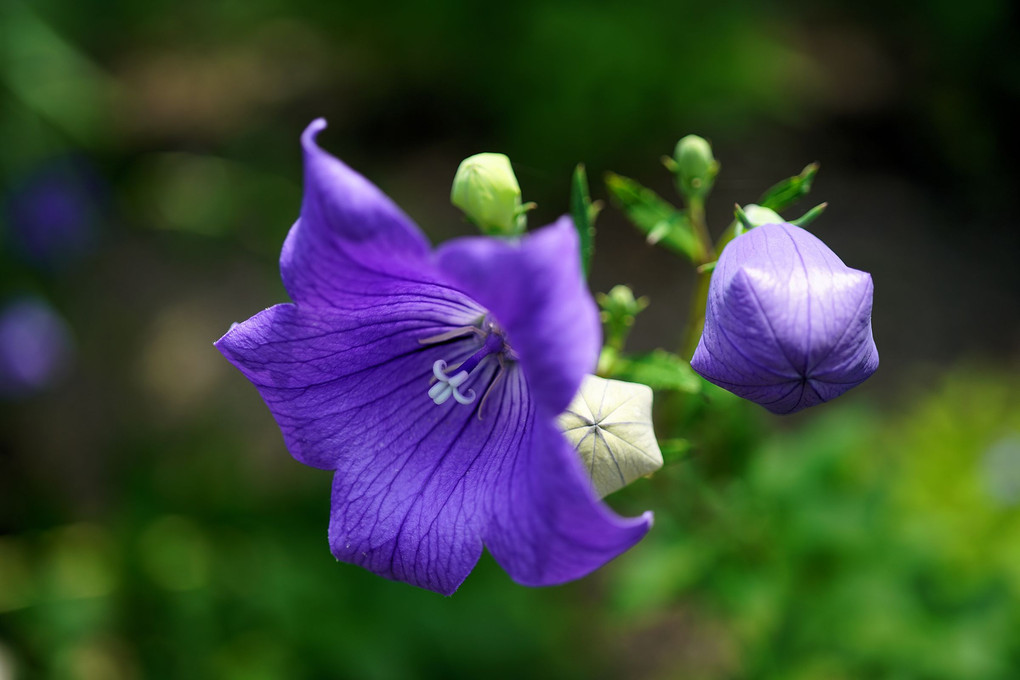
[419,319,513,414]
[428,331,504,406]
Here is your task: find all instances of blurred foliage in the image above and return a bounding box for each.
[1,0,1020,677]
[3,359,1019,678]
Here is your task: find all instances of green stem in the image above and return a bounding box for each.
[687,197,714,265]
[681,196,716,359]
[715,218,739,254]
[681,271,711,359]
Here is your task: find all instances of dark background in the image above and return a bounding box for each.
[1,0,1019,678]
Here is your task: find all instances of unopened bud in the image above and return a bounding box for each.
[673,135,718,199]
[559,375,662,497]
[691,222,878,414]
[451,153,525,236]
[597,285,649,352]
[741,204,783,228]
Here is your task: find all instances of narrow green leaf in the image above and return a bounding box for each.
[759,162,819,212]
[570,163,596,277]
[610,349,702,394]
[605,172,700,262]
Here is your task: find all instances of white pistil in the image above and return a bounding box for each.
[430,360,477,405]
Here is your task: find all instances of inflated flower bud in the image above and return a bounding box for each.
[558,375,662,498]
[450,153,525,236]
[673,134,718,198]
[691,222,878,414]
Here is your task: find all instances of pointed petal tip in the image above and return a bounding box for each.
[301,118,328,148]
[212,326,236,356]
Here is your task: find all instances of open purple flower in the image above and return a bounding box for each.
[690,222,878,414]
[216,120,651,594]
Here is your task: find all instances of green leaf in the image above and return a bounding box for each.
[610,349,702,394]
[569,163,598,277]
[758,162,819,212]
[605,172,701,262]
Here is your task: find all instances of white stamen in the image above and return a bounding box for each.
[430,360,477,406]
[453,388,477,405]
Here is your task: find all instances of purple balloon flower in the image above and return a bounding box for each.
[690,222,878,414]
[216,120,651,594]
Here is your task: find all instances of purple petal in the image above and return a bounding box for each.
[691,223,878,414]
[435,217,601,415]
[484,413,653,587]
[327,365,526,595]
[218,300,496,594]
[280,119,439,307]
[215,292,484,470]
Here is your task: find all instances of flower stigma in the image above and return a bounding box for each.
[421,321,512,414]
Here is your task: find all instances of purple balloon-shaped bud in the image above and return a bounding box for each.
[691,222,878,414]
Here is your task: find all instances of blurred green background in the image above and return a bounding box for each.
[1,0,1019,677]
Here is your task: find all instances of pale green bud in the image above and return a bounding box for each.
[450,153,525,236]
[742,204,784,228]
[559,375,662,497]
[673,134,719,199]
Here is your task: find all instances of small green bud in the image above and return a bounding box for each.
[597,285,649,352]
[673,134,719,199]
[451,153,525,236]
[598,285,649,322]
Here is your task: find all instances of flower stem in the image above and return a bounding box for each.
[686,196,714,265]
[681,196,715,359]
[681,271,711,359]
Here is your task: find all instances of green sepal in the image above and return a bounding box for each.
[759,162,819,212]
[790,202,828,228]
[608,349,702,394]
[696,261,716,274]
[733,204,753,235]
[604,172,701,262]
[569,164,600,277]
